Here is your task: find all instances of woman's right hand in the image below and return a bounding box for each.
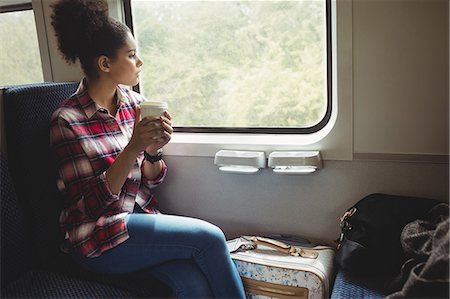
[128,107,165,154]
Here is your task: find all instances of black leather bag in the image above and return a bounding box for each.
[335,193,440,276]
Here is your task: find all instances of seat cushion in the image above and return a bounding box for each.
[331,270,388,299]
[44,254,173,298]
[0,153,31,285]
[1,270,137,299]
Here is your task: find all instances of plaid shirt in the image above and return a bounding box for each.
[50,80,166,257]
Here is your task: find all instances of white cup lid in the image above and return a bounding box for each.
[141,101,168,109]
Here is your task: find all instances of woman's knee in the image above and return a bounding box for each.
[192,221,228,253]
[192,219,227,251]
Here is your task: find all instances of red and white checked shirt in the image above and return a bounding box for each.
[50,80,166,257]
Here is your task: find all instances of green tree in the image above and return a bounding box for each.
[132,1,327,128]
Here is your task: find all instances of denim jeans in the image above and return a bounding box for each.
[71,213,246,298]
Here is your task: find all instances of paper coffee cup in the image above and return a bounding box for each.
[140,101,168,118]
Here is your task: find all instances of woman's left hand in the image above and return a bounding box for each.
[145,111,173,154]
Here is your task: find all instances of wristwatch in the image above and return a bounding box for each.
[144,149,163,164]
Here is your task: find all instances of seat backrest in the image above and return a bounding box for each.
[3,82,78,266]
[1,153,31,286]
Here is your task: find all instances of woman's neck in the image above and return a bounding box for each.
[86,76,117,113]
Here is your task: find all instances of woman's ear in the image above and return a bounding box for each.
[97,55,111,73]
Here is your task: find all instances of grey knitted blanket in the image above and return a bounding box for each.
[386,203,449,298]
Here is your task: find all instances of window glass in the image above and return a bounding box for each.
[0,9,44,86]
[130,0,329,132]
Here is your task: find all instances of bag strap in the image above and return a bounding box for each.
[335,207,358,248]
[242,236,319,259]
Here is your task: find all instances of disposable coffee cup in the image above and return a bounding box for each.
[140,101,168,118]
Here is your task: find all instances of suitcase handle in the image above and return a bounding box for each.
[243,236,318,259]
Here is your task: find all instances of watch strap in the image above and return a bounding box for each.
[144,150,163,164]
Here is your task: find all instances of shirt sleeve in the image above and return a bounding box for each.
[140,159,167,189]
[50,116,119,221]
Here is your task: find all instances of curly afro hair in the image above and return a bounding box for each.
[51,0,130,77]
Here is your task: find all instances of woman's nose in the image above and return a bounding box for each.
[137,55,144,67]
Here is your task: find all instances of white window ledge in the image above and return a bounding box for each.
[163,118,350,159]
[165,132,329,158]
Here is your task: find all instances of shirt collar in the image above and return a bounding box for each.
[75,79,129,119]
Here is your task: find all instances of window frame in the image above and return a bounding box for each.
[124,0,333,135]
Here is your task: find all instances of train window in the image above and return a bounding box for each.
[0,2,44,86]
[127,0,332,134]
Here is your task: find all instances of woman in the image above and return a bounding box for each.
[49,0,245,298]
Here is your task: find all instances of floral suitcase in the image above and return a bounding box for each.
[228,236,335,299]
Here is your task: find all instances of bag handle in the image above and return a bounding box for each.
[242,236,318,259]
[336,207,358,248]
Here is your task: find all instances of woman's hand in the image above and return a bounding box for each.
[145,111,173,154]
[141,111,172,180]
[128,108,173,155]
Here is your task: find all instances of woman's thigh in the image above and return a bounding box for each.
[72,213,226,273]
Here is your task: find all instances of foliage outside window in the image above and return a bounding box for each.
[0,8,44,86]
[134,0,330,132]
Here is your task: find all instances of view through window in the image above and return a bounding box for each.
[130,0,330,132]
[0,8,44,86]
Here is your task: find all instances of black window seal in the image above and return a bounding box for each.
[0,3,32,14]
[123,0,332,135]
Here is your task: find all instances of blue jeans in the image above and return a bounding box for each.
[71,213,246,298]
